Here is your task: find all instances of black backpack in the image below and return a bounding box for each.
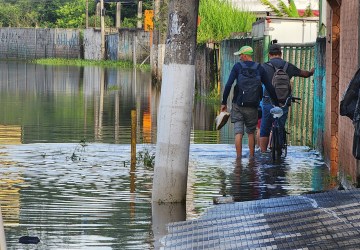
[236,61,262,108]
[267,62,291,104]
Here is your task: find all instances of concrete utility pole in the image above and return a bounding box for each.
[152,0,200,203]
[100,0,106,59]
[116,2,121,29]
[151,0,169,83]
[137,1,143,29]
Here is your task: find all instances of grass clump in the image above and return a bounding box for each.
[32,58,150,70]
[198,0,256,43]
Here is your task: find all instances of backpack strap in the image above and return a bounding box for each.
[266,62,276,70]
[267,61,289,72]
[283,62,289,72]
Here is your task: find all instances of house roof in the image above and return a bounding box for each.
[230,0,319,13]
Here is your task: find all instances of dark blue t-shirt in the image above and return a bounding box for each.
[262,58,301,105]
[221,61,279,106]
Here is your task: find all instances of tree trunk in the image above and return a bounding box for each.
[152,0,199,203]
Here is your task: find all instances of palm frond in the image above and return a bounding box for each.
[303,4,314,17]
[260,0,283,16]
[288,0,300,17]
[278,0,291,17]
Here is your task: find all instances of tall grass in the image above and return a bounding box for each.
[198,0,256,43]
[32,58,150,70]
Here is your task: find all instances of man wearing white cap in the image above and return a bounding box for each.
[221,45,279,159]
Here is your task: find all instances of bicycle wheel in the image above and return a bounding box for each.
[271,127,278,161]
[283,129,288,157]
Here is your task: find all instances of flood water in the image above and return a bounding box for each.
[0,61,331,249]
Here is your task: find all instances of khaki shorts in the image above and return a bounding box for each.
[230,104,258,135]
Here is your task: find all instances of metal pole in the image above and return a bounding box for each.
[100,0,105,59]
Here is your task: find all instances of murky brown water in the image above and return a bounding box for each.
[0,61,331,249]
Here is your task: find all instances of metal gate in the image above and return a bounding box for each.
[219,38,316,147]
[280,43,315,146]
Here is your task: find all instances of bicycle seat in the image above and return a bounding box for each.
[270,107,283,118]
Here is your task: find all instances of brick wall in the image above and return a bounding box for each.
[338,0,359,185]
[325,0,360,186]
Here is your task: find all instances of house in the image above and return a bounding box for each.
[323,0,360,188]
[230,0,319,17]
[252,16,319,43]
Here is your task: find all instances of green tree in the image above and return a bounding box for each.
[0,3,21,27]
[36,0,69,28]
[0,0,71,27]
[56,0,86,28]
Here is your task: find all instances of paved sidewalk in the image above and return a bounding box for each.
[161,189,360,249]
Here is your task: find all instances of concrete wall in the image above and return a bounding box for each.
[84,28,102,60]
[0,28,151,62]
[0,28,81,59]
[325,0,360,187]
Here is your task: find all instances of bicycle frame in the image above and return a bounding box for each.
[269,96,301,161]
[270,107,286,161]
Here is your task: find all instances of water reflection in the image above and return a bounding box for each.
[0,61,234,144]
[0,61,162,144]
[0,61,332,249]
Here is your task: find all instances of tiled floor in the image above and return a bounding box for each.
[161,189,360,249]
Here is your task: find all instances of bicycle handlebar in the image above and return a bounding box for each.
[282,96,301,106]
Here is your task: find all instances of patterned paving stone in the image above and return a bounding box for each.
[161,190,360,249]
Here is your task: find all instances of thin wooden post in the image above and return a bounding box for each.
[0,206,7,250]
[133,35,137,66]
[131,110,137,170]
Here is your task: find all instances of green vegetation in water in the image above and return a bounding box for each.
[66,139,88,162]
[107,85,121,91]
[196,86,220,104]
[198,0,256,43]
[137,148,155,168]
[32,58,150,70]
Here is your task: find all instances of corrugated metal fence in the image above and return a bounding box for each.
[220,37,322,147]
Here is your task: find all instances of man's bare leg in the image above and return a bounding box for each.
[248,133,255,157]
[260,136,269,153]
[235,133,243,158]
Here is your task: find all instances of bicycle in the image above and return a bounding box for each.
[270,96,301,161]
